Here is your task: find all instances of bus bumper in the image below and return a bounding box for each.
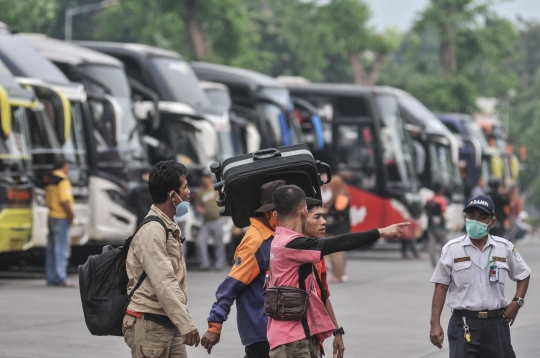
[0,208,33,253]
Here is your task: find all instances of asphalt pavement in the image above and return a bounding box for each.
[1,236,539,358]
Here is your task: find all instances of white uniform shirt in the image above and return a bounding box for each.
[431,235,531,311]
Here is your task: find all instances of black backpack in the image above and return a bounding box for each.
[425,199,444,227]
[78,215,173,336]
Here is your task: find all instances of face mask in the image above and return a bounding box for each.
[172,192,190,218]
[465,219,492,240]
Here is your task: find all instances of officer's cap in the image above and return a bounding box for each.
[463,195,495,216]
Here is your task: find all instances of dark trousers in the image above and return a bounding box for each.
[448,312,516,358]
[245,341,270,358]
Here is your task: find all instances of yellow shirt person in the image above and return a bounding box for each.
[45,169,75,219]
[45,160,76,287]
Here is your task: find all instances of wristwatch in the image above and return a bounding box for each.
[333,327,345,336]
[513,297,525,308]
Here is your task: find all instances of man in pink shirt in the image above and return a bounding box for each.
[267,185,409,357]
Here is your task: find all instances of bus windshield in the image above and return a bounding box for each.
[428,141,461,189]
[90,96,147,182]
[79,65,130,97]
[0,106,32,171]
[149,57,212,110]
[217,131,236,162]
[333,122,378,190]
[374,95,415,187]
[29,101,88,186]
[165,116,206,166]
[464,120,489,148]
[205,89,231,114]
[262,102,301,147]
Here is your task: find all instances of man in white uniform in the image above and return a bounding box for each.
[429,195,531,358]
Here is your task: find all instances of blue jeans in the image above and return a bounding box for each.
[46,218,71,285]
[448,312,515,358]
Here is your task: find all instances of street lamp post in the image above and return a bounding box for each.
[65,0,119,41]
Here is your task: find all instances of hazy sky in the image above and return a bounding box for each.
[364,0,540,30]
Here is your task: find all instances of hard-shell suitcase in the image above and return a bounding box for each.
[211,144,331,228]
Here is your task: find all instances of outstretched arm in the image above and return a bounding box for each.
[320,223,410,256]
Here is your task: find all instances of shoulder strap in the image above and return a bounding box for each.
[127,215,173,298]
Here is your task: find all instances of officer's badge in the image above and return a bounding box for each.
[234,256,242,266]
[514,251,523,262]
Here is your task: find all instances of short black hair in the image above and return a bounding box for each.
[148,160,188,204]
[306,197,322,212]
[433,182,444,194]
[54,158,67,170]
[272,185,306,219]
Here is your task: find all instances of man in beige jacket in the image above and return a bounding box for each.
[122,160,200,358]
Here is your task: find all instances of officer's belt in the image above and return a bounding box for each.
[453,309,505,319]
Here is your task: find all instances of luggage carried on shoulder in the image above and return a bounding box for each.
[78,216,172,336]
[211,144,331,228]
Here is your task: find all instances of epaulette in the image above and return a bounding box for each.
[442,235,466,250]
[491,235,513,249]
[440,235,466,256]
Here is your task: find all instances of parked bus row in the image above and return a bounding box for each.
[0,22,522,263]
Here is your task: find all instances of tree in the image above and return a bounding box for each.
[320,0,400,85]
[380,0,518,112]
[95,0,271,72]
[0,0,59,34]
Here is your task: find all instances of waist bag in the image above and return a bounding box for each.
[264,263,315,321]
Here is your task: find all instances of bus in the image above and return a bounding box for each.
[0,29,90,246]
[199,80,261,158]
[77,41,219,179]
[191,62,308,149]
[477,118,519,186]
[282,82,422,240]
[0,60,34,255]
[19,34,150,243]
[379,88,464,231]
[438,113,501,191]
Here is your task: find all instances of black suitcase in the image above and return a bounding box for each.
[211,144,331,228]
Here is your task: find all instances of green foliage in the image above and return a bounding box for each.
[0,0,59,33]
[380,0,518,112]
[528,177,540,208]
[509,72,540,187]
[318,0,371,54]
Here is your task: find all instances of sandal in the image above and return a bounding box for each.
[57,281,78,288]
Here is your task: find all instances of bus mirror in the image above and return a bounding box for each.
[0,85,11,138]
[103,95,122,146]
[413,140,426,175]
[91,98,118,147]
[51,89,71,144]
[32,86,71,144]
[134,100,160,129]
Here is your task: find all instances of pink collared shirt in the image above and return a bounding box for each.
[267,226,335,350]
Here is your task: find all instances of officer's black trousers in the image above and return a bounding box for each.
[244,340,270,358]
[448,312,516,358]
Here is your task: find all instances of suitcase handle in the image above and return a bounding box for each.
[316,161,332,185]
[253,148,282,160]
